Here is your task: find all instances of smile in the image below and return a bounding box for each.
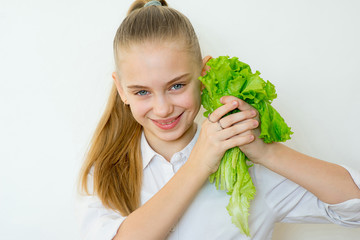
[151,113,183,130]
[159,119,177,125]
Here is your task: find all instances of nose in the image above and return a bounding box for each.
[152,94,173,118]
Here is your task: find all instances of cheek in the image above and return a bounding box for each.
[179,87,201,111]
[128,100,151,120]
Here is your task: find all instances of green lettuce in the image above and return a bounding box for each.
[199,56,293,236]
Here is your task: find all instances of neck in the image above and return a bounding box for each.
[146,123,197,161]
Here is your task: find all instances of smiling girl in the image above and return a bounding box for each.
[77,1,360,240]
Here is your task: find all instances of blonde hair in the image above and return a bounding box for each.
[79,0,202,216]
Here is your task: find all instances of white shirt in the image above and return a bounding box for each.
[76,126,360,240]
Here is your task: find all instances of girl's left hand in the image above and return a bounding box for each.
[219,96,271,165]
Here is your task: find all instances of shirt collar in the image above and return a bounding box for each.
[140,132,157,170]
[140,124,200,169]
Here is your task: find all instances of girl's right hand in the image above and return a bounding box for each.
[189,97,259,175]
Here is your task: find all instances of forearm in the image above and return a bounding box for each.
[261,143,360,204]
[113,159,210,240]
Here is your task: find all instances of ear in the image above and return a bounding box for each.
[200,55,212,92]
[112,72,128,104]
[201,55,212,77]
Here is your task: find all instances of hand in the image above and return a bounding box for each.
[189,96,259,175]
[220,96,272,165]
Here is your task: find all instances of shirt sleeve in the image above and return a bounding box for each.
[75,169,126,240]
[254,164,360,227]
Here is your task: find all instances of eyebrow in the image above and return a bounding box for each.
[126,73,190,90]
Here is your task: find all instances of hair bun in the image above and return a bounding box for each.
[127,0,168,15]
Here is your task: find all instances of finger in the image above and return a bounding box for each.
[223,133,255,150]
[209,100,238,122]
[219,109,257,128]
[220,96,255,112]
[218,119,259,141]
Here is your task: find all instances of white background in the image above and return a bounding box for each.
[0,0,359,239]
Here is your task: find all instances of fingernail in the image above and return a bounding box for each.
[232,101,237,106]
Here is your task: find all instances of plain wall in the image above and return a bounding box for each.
[0,0,359,239]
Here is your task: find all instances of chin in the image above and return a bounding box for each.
[157,129,186,142]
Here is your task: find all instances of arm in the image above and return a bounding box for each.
[259,143,360,204]
[113,100,257,240]
[113,159,210,240]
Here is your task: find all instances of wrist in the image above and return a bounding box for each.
[256,142,281,167]
[185,154,213,180]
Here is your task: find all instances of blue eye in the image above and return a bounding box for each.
[171,84,184,90]
[136,90,149,96]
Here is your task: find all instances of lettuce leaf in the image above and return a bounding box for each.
[199,56,293,236]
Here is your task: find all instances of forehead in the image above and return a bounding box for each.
[117,41,200,87]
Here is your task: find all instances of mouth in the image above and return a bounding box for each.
[158,119,177,125]
[151,113,183,130]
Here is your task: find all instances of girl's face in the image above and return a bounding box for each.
[113,41,205,148]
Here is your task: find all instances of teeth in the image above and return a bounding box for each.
[159,119,176,125]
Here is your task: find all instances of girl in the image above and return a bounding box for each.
[76,1,360,239]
